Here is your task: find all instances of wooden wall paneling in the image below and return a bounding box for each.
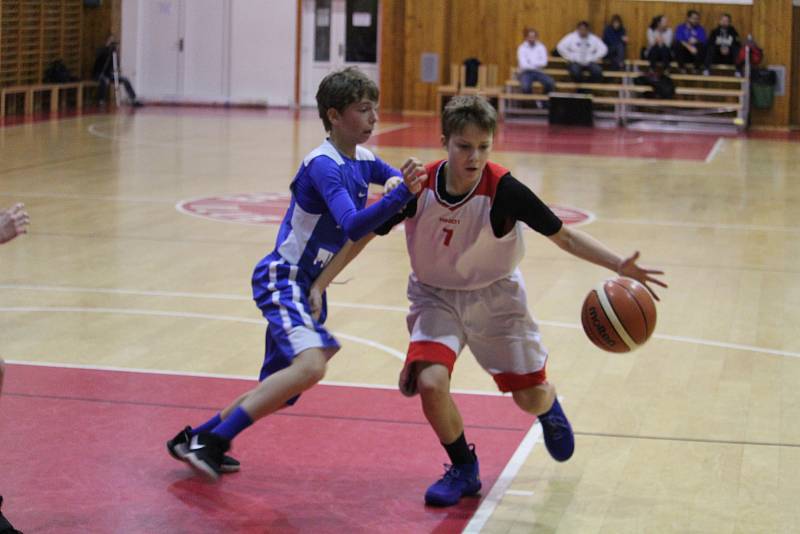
[379,0,406,111]
[0,2,3,88]
[601,1,752,64]
[792,6,800,127]
[0,2,21,87]
[402,0,448,112]
[20,1,41,84]
[751,0,793,128]
[82,0,114,79]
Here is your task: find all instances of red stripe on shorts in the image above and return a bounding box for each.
[492,368,547,392]
[407,341,457,374]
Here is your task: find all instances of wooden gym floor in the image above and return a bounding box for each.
[1,107,799,533]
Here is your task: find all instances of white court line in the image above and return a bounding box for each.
[504,489,535,497]
[4,189,796,234]
[598,217,800,234]
[0,191,175,204]
[0,284,250,301]
[463,422,544,533]
[2,284,798,360]
[705,137,725,164]
[3,359,502,397]
[0,306,403,361]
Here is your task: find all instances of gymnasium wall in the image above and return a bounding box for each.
[380,0,797,128]
[793,5,800,127]
[88,0,295,106]
[0,0,83,87]
[82,0,122,80]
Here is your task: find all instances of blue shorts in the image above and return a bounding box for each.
[252,256,340,405]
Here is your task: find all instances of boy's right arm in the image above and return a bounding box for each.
[308,168,421,319]
[311,157,425,242]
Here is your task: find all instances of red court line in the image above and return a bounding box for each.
[0,364,534,534]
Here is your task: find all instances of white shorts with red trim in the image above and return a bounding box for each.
[403,269,549,393]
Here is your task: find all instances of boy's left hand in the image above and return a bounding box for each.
[617,251,667,301]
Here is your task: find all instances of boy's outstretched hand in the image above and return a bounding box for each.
[400,157,427,194]
[617,251,667,301]
[0,203,30,245]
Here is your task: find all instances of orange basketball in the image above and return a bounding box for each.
[581,277,657,353]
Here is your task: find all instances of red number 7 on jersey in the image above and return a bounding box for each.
[442,227,454,246]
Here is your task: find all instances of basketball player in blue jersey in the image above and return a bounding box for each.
[166,67,426,481]
[311,95,666,507]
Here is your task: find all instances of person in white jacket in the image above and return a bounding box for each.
[557,21,607,83]
[517,29,555,95]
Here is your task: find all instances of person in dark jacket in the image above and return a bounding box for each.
[704,13,741,75]
[92,34,142,107]
[602,15,628,70]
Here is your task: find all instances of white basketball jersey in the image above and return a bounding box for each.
[405,160,525,290]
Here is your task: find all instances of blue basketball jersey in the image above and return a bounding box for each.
[257,139,406,286]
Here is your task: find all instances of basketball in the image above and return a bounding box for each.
[581,277,657,353]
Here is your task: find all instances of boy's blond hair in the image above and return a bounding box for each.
[441,95,497,141]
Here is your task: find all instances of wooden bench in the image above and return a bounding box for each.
[437,64,502,113]
[0,81,100,118]
[625,58,737,72]
[501,58,749,129]
[499,92,742,125]
[436,64,464,114]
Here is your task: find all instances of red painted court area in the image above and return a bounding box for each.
[370,115,720,160]
[0,364,533,534]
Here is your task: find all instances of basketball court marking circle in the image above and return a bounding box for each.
[1,284,798,359]
[175,192,596,228]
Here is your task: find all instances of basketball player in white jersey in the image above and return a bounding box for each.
[310,95,666,507]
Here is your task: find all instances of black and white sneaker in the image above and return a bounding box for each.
[184,432,231,482]
[167,426,240,473]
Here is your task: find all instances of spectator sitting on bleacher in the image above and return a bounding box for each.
[517,29,555,96]
[602,15,628,71]
[704,14,741,76]
[645,15,674,71]
[557,21,607,83]
[673,10,707,73]
[92,33,142,108]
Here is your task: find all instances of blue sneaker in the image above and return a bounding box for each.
[424,450,481,506]
[538,397,574,462]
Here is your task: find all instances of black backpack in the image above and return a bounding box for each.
[463,58,481,87]
[43,59,76,83]
[634,72,675,99]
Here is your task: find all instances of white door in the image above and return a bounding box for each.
[138,0,182,99]
[182,0,227,100]
[301,0,380,106]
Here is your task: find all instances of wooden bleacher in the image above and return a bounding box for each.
[0,0,97,118]
[493,57,749,130]
[0,81,101,118]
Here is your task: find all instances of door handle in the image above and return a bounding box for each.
[338,43,344,58]
[179,38,184,52]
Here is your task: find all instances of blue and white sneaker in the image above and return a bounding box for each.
[424,447,481,507]
[538,397,574,462]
